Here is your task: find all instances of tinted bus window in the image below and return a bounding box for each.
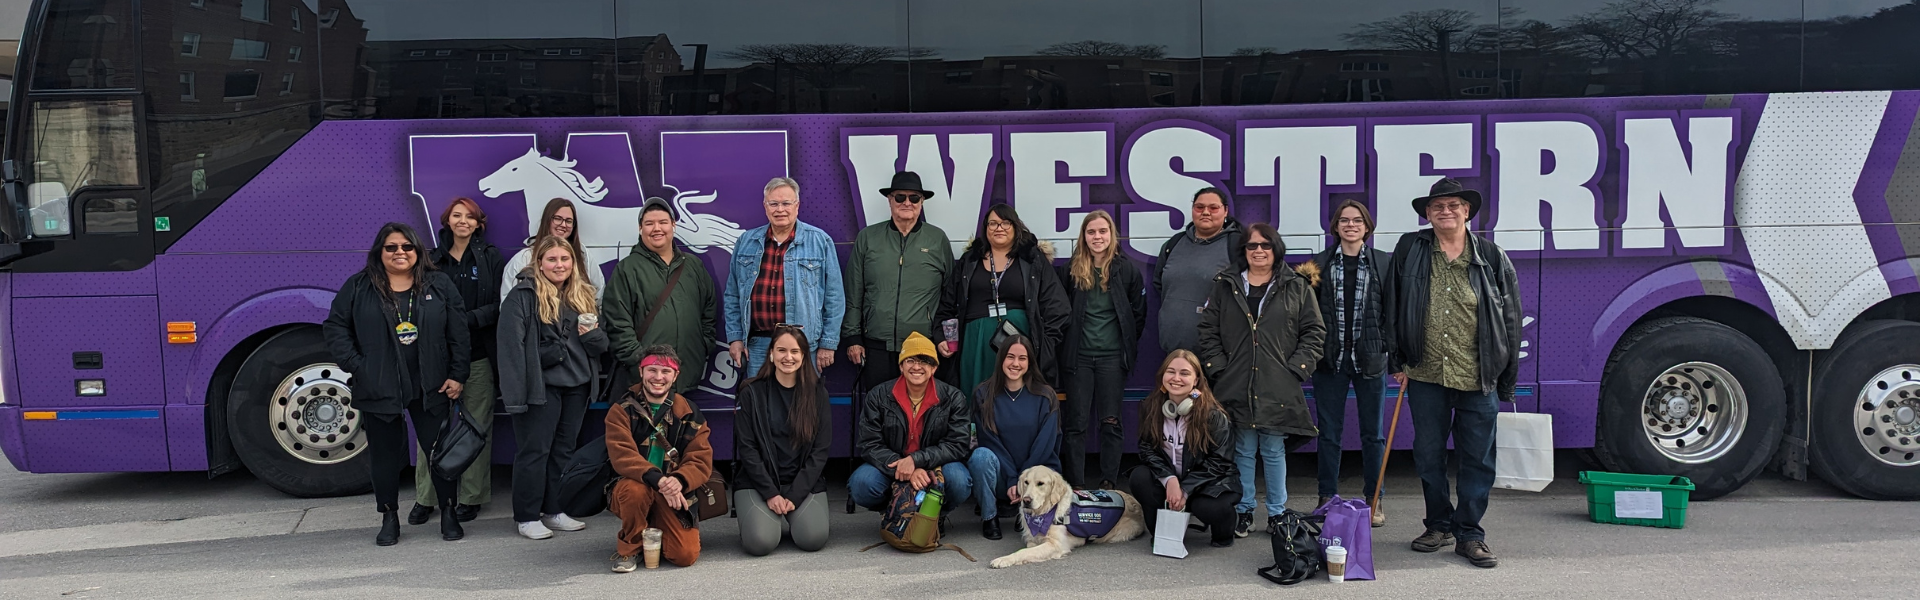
[1500,0,1802,98]
[142,0,326,250]
[24,98,138,237]
[330,0,618,119]
[613,0,906,115]
[909,0,1201,111]
[1804,0,1920,93]
[1203,0,1500,104]
[29,0,137,90]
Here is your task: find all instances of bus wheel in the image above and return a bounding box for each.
[226,328,372,497]
[1810,320,1920,500]
[1596,317,1784,500]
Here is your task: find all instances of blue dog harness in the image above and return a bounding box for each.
[1024,490,1127,540]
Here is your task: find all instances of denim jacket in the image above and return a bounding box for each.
[723,221,846,350]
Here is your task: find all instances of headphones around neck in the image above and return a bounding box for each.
[1162,390,1200,419]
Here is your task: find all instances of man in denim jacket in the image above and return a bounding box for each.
[724,177,846,377]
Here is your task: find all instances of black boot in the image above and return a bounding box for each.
[407,503,434,525]
[440,500,465,541]
[981,518,1003,540]
[376,511,401,546]
[454,503,481,523]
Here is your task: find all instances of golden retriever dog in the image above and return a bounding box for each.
[989,465,1146,568]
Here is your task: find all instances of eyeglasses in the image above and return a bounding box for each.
[550,217,575,226]
[765,200,797,209]
[903,356,936,367]
[986,220,1014,231]
[1428,202,1469,214]
[382,243,417,253]
[890,193,924,204]
[1336,218,1368,226]
[1192,204,1225,214]
[1246,242,1275,251]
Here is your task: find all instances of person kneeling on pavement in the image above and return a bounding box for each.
[607,345,714,572]
[850,332,975,530]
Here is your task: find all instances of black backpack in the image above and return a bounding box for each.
[555,435,614,518]
[1258,509,1324,585]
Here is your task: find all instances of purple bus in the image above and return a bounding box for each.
[2,0,1917,502]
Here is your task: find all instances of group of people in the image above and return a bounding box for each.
[320,170,1522,572]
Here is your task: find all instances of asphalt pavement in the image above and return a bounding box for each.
[1,452,1913,599]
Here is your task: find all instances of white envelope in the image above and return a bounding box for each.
[1153,508,1190,559]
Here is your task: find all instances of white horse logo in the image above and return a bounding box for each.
[476,148,746,266]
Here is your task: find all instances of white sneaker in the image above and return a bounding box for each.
[517,520,554,540]
[542,513,587,532]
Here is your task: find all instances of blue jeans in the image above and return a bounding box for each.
[1312,369,1388,499]
[849,461,973,514]
[743,336,772,379]
[1406,379,1498,542]
[1233,429,1288,515]
[965,447,1008,519]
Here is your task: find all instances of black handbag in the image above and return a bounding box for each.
[429,402,488,482]
[1258,509,1325,585]
[988,319,1022,355]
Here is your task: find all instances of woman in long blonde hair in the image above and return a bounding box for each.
[1129,349,1243,548]
[1056,210,1148,490]
[496,235,609,540]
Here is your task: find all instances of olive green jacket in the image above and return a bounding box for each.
[602,245,718,393]
[842,219,953,351]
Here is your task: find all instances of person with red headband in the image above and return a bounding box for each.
[606,345,714,572]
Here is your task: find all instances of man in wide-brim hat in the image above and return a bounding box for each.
[1380,177,1523,569]
[844,171,955,400]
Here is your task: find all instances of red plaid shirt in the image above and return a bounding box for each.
[748,231,792,335]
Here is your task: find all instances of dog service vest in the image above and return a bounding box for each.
[1024,490,1127,540]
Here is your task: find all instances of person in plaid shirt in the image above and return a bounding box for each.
[724,177,846,378]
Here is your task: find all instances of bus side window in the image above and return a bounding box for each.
[83,198,139,234]
[24,99,139,238]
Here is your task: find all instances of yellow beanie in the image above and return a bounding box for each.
[898,331,939,367]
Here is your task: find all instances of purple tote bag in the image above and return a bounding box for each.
[1311,495,1376,581]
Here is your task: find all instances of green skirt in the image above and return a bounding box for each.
[959,310,1030,397]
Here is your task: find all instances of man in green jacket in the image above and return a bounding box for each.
[844,172,954,392]
[604,197,719,394]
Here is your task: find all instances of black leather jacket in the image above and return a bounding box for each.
[855,378,973,471]
[1381,229,1523,402]
[1137,407,1241,499]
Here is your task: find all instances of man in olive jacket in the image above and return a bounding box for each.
[604,198,720,394]
[843,172,954,392]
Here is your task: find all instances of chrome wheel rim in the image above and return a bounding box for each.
[1854,365,1920,467]
[268,364,363,465]
[1640,362,1747,464]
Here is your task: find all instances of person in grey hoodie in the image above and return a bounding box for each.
[496,236,608,541]
[1155,187,1246,354]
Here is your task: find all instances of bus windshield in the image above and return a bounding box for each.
[21,98,137,237]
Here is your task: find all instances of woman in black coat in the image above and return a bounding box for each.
[733,325,833,556]
[1130,349,1241,548]
[323,222,471,546]
[932,203,1071,395]
[1057,210,1148,489]
[410,198,507,525]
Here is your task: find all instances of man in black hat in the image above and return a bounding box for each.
[604,197,720,396]
[1381,177,1522,569]
[843,171,955,391]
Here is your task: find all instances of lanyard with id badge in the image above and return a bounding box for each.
[987,253,1010,317]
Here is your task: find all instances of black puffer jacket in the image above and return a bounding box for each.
[322,271,471,416]
[1309,246,1391,376]
[933,239,1072,383]
[855,378,973,471]
[1197,266,1324,439]
[1057,253,1150,374]
[1137,407,1241,499]
[1382,229,1523,402]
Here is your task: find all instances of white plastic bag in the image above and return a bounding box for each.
[1152,509,1189,559]
[1494,411,1554,492]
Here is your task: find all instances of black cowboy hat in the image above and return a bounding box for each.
[878,171,935,200]
[1411,177,1483,220]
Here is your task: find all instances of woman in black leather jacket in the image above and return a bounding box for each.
[1130,349,1242,548]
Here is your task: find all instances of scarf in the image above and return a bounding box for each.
[1329,249,1371,372]
[892,377,939,455]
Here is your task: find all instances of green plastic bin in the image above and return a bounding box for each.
[1577,471,1694,529]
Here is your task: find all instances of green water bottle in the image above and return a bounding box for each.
[918,489,945,517]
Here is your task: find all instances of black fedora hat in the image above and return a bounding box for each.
[1411,177,1483,219]
[879,171,935,200]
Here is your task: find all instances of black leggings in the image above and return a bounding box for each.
[365,399,455,513]
[1129,467,1241,544]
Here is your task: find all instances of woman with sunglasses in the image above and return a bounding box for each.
[497,235,609,540]
[733,325,833,556]
[323,223,472,546]
[1197,222,1325,538]
[933,204,1071,396]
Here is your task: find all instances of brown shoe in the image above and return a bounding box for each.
[1456,540,1499,568]
[1411,529,1454,552]
[1370,504,1387,527]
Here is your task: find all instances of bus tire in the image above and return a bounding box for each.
[226,327,372,497]
[1809,320,1920,500]
[1595,317,1785,500]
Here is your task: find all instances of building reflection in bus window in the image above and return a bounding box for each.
[25,99,138,238]
[907,0,1202,112]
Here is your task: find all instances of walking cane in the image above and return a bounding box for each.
[1371,383,1407,510]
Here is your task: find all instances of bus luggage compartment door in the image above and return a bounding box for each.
[11,295,169,472]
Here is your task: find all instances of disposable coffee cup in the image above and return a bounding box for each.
[642,528,663,569]
[578,313,599,330]
[1326,545,1348,582]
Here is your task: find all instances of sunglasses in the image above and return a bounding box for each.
[1246,242,1275,251]
[382,243,418,253]
[890,193,924,204]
